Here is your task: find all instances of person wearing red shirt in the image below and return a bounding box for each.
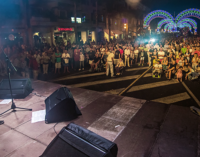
[74,46,80,70]
[119,47,124,59]
[194,47,200,57]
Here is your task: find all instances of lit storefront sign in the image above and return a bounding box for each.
[58,28,74,31]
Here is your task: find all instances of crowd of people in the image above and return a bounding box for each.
[0,35,200,82]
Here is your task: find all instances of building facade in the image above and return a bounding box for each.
[0,0,148,47]
[104,2,149,41]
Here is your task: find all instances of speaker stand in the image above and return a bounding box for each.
[0,51,32,117]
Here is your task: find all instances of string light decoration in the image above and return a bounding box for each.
[177,18,197,32]
[168,25,174,32]
[175,8,200,23]
[164,23,176,32]
[179,23,192,30]
[144,8,200,34]
[143,10,174,28]
[157,19,176,31]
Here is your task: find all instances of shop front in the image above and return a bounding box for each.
[54,27,75,45]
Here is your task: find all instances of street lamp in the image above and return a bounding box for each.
[124,23,126,29]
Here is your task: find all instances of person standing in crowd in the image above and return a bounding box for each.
[42,52,50,74]
[100,45,105,54]
[102,48,110,73]
[74,46,80,71]
[20,51,29,78]
[86,45,90,53]
[148,46,154,66]
[34,51,41,73]
[119,47,124,59]
[106,50,115,77]
[55,50,62,74]
[139,49,145,66]
[62,50,70,73]
[114,47,120,66]
[134,47,139,64]
[29,54,39,79]
[79,51,85,71]
[50,50,56,73]
[124,46,130,67]
[130,46,134,66]
[68,47,74,70]
[88,48,96,68]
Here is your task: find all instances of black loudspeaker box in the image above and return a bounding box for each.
[40,123,118,157]
[45,87,82,124]
[0,79,33,99]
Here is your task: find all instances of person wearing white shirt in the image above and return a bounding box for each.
[100,45,105,54]
[164,43,168,52]
[79,51,85,71]
[86,45,90,53]
[154,43,160,50]
[158,48,165,61]
[146,42,151,49]
[106,51,115,77]
[34,51,41,69]
[62,50,70,73]
[124,47,130,67]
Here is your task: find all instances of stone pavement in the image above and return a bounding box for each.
[0,80,199,157]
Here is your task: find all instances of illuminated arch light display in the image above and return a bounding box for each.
[143,10,174,28]
[177,18,197,32]
[168,25,175,32]
[179,23,192,31]
[164,23,176,32]
[144,8,199,34]
[175,8,200,23]
[157,19,175,31]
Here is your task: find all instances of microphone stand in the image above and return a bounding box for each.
[0,49,32,117]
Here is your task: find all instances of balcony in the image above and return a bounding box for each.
[30,17,51,26]
[1,19,25,28]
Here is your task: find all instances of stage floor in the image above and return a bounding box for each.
[0,80,199,157]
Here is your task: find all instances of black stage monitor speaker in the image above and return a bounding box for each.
[41,123,118,157]
[0,79,33,99]
[45,87,82,124]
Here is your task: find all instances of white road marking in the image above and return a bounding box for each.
[88,97,146,141]
[105,88,125,95]
[126,66,149,71]
[152,92,191,104]
[182,82,200,107]
[72,73,152,88]
[54,67,149,82]
[53,72,105,81]
[127,80,178,93]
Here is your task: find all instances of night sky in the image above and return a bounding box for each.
[141,0,200,31]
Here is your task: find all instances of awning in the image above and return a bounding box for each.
[104,29,115,36]
[112,30,123,35]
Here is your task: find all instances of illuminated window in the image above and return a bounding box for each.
[71,17,82,23]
